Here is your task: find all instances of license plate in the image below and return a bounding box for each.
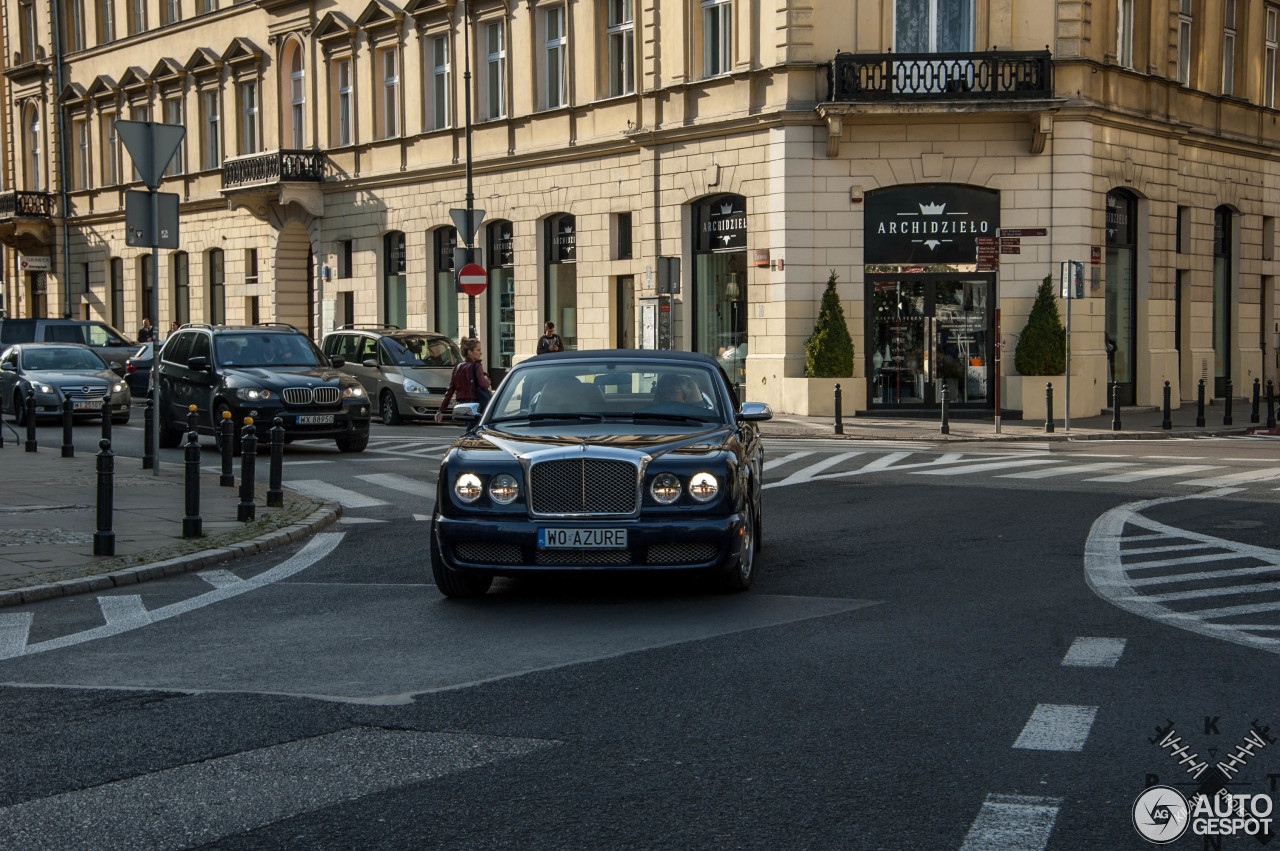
[73,400,102,410]
[538,528,628,549]
[296,414,334,425]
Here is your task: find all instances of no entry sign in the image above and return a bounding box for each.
[457,263,488,296]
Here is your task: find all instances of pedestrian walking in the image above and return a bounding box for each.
[435,338,492,423]
[137,318,155,343]
[536,321,564,355]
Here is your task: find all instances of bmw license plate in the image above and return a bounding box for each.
[73,400,102,410]
[538,528,628,549]
[296,414,334,425]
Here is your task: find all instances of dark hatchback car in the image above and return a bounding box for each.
[430,350,771,598]
[154,324,372,452]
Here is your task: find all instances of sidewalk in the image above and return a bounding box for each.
[0,428,341,609]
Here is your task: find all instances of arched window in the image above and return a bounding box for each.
[1105,189,1138,403]
[544,214,576,350]
[384,231,407,328]
[1213,206,1234,396]
[284,40,306,149]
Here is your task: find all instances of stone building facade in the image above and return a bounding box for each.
[3,0,1279,416]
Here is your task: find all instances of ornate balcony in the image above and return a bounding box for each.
[221,149,327,220]
[829,49,1052,102]
[0,191,54,218]
[0,191,55,251]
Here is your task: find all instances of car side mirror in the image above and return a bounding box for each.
[451,402,480,423]
[187,356,209,372]
[0,362,15,372]
[362,358,377,369]
[737,402,772,422]
[330,355,346,368]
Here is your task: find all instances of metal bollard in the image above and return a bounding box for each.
[219,410,235,487]
[237,418,257,522]
[1195,379,1206,428]
[100,397,112,443]
[183,426,202,538]
[1224,379,1233,426]
[187,404,198,434]
[1112,382,1122,432]
[24,385,37,452]
[833,384,843,435]
[142,396,155,469]
[1162,381,1173,430]
[940,381,950,435]
[1044,382,1055,433]
[93,438,115,556]
[267,416,285,508]
[1251,377,1261,424]
[1268,380,1276,429]
[61,398,75,457]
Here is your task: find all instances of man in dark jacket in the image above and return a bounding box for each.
[536,321,563,355]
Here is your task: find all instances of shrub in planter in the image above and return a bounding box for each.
[1014,276,1066,376]
[805,270,854,378]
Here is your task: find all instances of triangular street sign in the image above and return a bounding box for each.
[449,208,485,246]
[117,120,186,190]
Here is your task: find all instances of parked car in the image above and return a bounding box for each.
[0,343,132,425]
[154,323,372,453]
[429,349,771,598]
[124,342,160,397]
[321,326,463,424]
[0,318,137,367]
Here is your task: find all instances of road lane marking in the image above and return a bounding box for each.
[1118,542,1221,556]
[1121,552,1252,571]
[1012,703,1098,751]
[767,451,864,487]
[762,450,813,472]
[285,480,388,508]
[1061,637,1126,667]
[0,613,33,660]
[197,569,242,589]
[1181,468,1280,486]
[1179,600,1280,619]
[995,462,1137,479]
[1137,580,1280,602]
[1085,464,1222,483]
[914,458,1062,477]
[98,595,151,628]
[337,517,388,525]
[8,533,344,657]
[1125,563,1280,586]
[355,472,435,499]
[0,727,554,851]
[958,794,1062,851]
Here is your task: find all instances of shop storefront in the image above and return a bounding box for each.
[692,194,747,387]
[545,213,577,350]
[486,219,515,381]
[864,185,998,410]
[433,227,458,340]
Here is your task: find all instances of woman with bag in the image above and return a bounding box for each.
[435,337,492,423]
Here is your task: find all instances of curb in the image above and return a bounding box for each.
[0,501,344,609]
[761,427,1258,443]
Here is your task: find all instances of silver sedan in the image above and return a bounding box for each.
[0,343,132,426]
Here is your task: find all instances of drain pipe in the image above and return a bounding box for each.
[51,0,73,318]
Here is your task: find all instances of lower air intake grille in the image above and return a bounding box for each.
[534,549,633,566]
[453,542,523,564]
[646,542,720,565]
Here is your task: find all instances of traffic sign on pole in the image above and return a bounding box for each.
[116,121,186,190]
[457,263,488,296]
[449,208,486,246]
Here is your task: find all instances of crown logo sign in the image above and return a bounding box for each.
[719,201,735,215]
[919,202,946,215]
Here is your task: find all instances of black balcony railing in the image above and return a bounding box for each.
[0,191,54,218]
[829,50,1052,101]
[221,150,326,190]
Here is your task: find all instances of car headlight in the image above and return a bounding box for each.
[113,382,126,393]
[343,385,365,399]
[34,383,53,394]
[402,378,429,395]
[454,473,483,503]
[688,472,719,503]
[489,473,519,505]
[650,472,682,505]
[236,388,271,401]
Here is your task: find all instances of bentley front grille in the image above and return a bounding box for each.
[530,458,639,515]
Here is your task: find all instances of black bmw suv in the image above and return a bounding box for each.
[154,323,371,452]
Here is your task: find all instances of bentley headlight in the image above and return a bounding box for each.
[489,473,519,505]
[402,378,429,395]
[688,472,719,503]
[343,385,365,398]
[454,473,483,503]
[650,472,682,505]
[236,387,271,401]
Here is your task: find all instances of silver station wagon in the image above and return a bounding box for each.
[322,326,463,424]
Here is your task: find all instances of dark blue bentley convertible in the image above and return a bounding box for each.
[430,350,771,598]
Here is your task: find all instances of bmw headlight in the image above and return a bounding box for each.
[402,378,429,395]
[650,472,682,505]
[343,385,365,399]
[235,387,271,401]
[489,473,519,505]
[454,473,483,503]
[688,472,719,503]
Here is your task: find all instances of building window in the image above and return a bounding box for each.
[208,248,225,325]
[692,194,747,378]
[1268,7,1280,108]
[431,35,450,130]
[1105,189,1138,403]
[162,0,179,25]
[110,258,125,329]
[239,81,259,155]
[128,0,146,35]
[74,118,90,190]
[701,0,731,77]
[1117,0,1134,69]
[19,0,38,62]
[98,0,115,43]
[1177,0,1193,85]
[894,0,972,52]
[487,221,515,368]
[289,46,305,148]
[245,248,259,284]
[129,104,150,182]
[1223,0,1237,95]
[201,89,220,169]
[378,47,400,139]
[1213,207,1234,396]
[339,240,353,278]
[607,0,634,97]
[102,112,120,185]
[164,96,184,175]
[172,252,190,325]
[434,227,458,340]
[139,255,155,326]
[66,0,86,51]
[544,6,567,109]
[616,212,633,259]
[384,231,407,328]
[334,57,353,146]
[545,214,577,350]
[199,0,215,13]
[485,21,506,120]
[1176,206,1190,254]
[24,107,41,191]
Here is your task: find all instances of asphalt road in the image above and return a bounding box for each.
[1,419,1278,849]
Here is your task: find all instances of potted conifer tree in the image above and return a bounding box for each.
[1013,276,1067,420]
